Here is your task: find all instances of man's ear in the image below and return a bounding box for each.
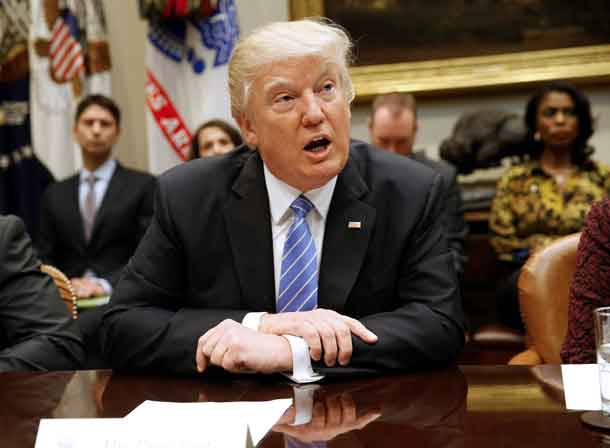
[235,114,258,148]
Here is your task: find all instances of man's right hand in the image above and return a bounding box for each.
[258,309,377,367]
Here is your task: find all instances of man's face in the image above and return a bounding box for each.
[236,56,351,192]
[73,104,120,162]
[369,107,417,156]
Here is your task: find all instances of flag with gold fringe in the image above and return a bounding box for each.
[143,0,239,174]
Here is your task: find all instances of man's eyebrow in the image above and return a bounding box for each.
[263,79,294,95]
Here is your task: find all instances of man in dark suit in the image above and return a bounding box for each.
[102,19,464,379]
[0,215,84,371]
[39,94,155,366]
[369,92,467,275]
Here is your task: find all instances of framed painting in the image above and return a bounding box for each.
[290,0,610,101]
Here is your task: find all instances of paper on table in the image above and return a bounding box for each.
[561,364,602,410]
[35,418,253,447]
[126,398,292,446]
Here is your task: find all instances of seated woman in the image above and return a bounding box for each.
[561,198,610,363]
[189,119,242,159]
[489,81,610,331]
[0,215,85,371]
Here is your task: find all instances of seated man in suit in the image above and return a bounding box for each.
[39,94,156,366]
[0,215,84,371]
[368,93,467,275]
[102,19,465,379]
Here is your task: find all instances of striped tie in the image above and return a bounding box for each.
[277,195,318,313]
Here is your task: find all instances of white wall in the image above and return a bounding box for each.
[103,0,610,172]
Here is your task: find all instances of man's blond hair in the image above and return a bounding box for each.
[228,18,354,118]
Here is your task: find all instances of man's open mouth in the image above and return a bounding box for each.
[304,137,330,152]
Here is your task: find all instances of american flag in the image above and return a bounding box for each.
[49,10,84,82]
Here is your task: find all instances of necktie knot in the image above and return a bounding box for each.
[291,195,314,219]
[86,174,97,187]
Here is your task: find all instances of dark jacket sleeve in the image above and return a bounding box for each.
[439,164,467,274]
[326,173,465,374]
[101,179,248,374]
[37,186,58,266]
[0,216,85,372]
[105,174,157,287]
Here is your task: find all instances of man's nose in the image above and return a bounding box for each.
[301,93,324,127]
[91,121,102,134]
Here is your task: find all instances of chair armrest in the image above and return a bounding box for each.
[508,348,543,365]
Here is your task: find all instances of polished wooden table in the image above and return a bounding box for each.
[2,365,607,447]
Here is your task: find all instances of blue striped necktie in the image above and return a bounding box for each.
[277,195,318,313]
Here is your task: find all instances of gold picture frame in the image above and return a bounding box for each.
[290,0,610,102]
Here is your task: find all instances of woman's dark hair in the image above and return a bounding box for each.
[189,119,243,160]
[524,81,594,166]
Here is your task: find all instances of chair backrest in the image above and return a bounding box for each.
[40,264,78,319]
[517,233,580,364]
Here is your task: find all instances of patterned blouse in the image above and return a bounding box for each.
[561,198,610,363]
[489,160,610,263]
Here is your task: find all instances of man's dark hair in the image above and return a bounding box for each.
[524,81,594,166]
[189,119,243,160]
[75,94,121,126]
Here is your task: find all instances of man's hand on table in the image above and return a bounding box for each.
[71,277,105,298]
[258,309,378,367]
[196,319,292,374]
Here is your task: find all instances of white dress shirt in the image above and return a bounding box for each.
[242,163,337,383]
[78,158,116,293]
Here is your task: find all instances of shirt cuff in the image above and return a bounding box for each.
[92,277,112,295]
[241,312,267,331]
[281,335,324,384]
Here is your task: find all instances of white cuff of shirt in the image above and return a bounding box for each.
[241,312,324,383]
[241,312,267,331]
[92,277,112,295]
[281,335,324,384]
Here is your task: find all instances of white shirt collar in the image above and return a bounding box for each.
[80,158,117,183]
[263,163,337,225]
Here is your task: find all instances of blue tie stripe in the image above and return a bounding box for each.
[277,195,318,313]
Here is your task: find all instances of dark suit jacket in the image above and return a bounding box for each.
[412,151,467,274]
[102,141,465,375]
[0,215,85,371]
[38,163,156,286]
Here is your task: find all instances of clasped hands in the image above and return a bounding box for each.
[195,309,378,374]
[71,277,106,298]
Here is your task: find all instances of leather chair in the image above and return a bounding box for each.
[508,233,581,365]
[40,264,78,319]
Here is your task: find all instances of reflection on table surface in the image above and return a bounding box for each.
[0,365,607,447]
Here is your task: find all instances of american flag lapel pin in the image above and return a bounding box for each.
[348,221,362,229]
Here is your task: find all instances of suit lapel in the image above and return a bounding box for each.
[67,175,87,246]
[319,157,376,312]
[89,163,124,245]
[223,152,276,312]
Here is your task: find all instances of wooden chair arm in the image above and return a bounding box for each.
[508,348,543,365]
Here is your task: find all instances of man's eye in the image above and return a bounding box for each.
[275,95,293,103]
[322,82,335,94]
